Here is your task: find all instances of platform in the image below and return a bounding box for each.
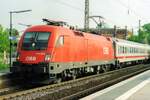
[0,68,9,76]
[80,70,150,100]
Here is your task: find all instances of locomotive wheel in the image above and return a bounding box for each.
[72,75,76,80]
[93,66,99,74]
[117,63,122,69]
[102,65,111,72]
[72,69,77,80]
[54,78,62,84]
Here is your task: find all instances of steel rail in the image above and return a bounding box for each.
[0,64,149,100]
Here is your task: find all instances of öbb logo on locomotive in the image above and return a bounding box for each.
[25,56,36,61]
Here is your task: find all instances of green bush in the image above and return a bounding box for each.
[0,53,8,70]
[0,62,8,70]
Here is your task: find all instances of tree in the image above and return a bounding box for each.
[0,25,19,53]
[0,24,19,64]
[128,35,139,42]
[128,23,150,44]
[0,25,9,52]
[139,23,150,44]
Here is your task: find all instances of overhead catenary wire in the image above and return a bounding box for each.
[51,0,149,29]
[53,0,84,12]
[116,0,149,22]
[52,0,117,26]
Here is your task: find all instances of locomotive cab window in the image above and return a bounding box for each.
[37,32,50,42]
[22,32,50,50]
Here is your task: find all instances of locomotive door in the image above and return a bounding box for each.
[53,35,71,62]
[63,36,71,61]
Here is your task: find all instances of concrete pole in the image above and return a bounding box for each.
[84,0,89,31]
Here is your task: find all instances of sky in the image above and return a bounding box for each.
[0,0,150,34]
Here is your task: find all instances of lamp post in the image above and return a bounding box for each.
[9,9,32,67]
[18,23,31,27]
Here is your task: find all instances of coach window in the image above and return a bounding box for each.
[118,46,121,53]
[131,47,133,53]
[56,36,64,47]
[124,47,126,53]
[122,46,124,53]
[123,47,125,53]
[119,47,121,54]
[120,46,122,54]
[124,47,125,53]
[127,47,129,53]
[121,47,123,53]
[119,46,121,53]
[135,48,137,53]
[130,47,132,53]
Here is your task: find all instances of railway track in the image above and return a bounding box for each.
[0,64,150,100]
[0,73,24,89]
[0,86,21,96]
[0,73,25,96]
[0,74,44,97]
[0,84,43,97]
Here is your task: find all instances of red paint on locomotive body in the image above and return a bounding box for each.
[11,24,150,82]
[17,25,114,64]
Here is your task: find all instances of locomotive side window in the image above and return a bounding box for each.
[56,36,64,47]
[59,36,64,46]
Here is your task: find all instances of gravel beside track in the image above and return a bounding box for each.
[0,64,150,100]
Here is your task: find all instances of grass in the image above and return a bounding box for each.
[0,62,8,70]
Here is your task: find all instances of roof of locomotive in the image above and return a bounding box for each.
[24,25,63,32]
[23,25,113,43]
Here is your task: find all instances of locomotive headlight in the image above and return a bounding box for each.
[45,54,51,61]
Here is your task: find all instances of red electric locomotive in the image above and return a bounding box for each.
[11,19,115,82]
[11,19,150,83]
